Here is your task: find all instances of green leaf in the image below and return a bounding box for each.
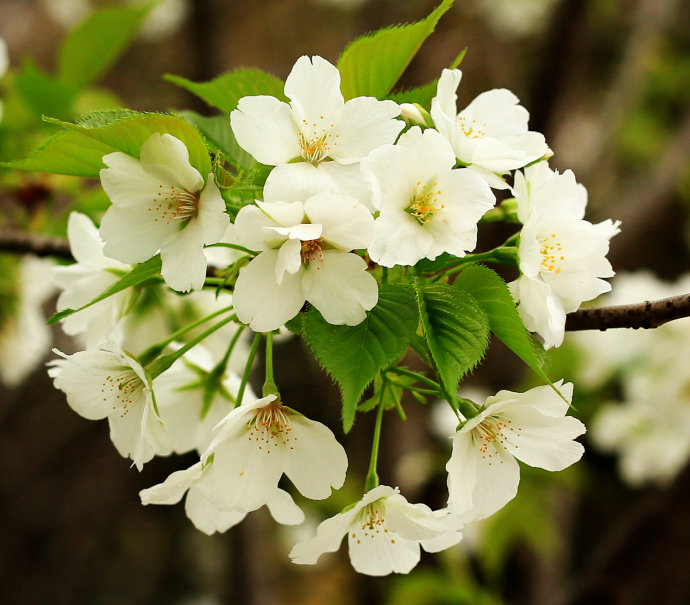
[303,284,419,433]
[414,281,489,401]
[165,69,287,114]
[48,256,162,324]
[2,129,118,176]
[453,264,550,380]
[337,0,454,99]
[57,3,152,89]
[46,111,213,177]
[14,59,76,119]
[177,110,254,171]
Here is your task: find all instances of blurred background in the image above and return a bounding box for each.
[1,0,690,603]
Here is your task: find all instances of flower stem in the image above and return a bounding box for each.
[388,366,442,391]
[262,332,278,397]
[236,332,262,407]
[364,395,385,492]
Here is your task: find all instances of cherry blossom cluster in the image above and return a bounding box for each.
[45,53,619,575]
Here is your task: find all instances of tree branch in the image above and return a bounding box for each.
[565,294,690,331]
[0,229,73,260]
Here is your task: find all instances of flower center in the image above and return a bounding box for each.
[300,237,325,264]
[102,368,144,417]
[246,402,297,453]
[149,184,200,225]
[405,181,445,225]
[350,502,395,545]
[457,115,487,139]
[472,415,522,465]
[539,232,565,274]
[298,116,339,164]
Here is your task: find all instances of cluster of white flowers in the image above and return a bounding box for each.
[568,272,690,486]
[43,53,613,575]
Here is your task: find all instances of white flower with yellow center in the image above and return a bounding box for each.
[430,68,549,188]
[99,132,229,292]
[446,382,585,522]
[48,345,170,469]
[189,394,347,515]
[511,163,620,348]
[232,192,377,331]
[362,126,495,267]
[290,485,463,576]
[231,55,403,168]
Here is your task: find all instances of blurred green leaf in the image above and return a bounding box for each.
[57,3,153,89]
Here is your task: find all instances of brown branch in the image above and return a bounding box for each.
[565,293,690,331]
[0,229,73,260]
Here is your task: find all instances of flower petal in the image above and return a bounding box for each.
[302,250,378,325]
[265,488,306,525]
[139,461,204,505]
[185,486,247,535]
[231,95,301,165]
[283,413,348,499]
[233,250,306,331]
[160,220,208,292]
[304,193,374,251]
[139,133,204,192]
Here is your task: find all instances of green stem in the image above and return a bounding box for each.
[262,332,278,396]
[386,379,439,396]
[137,306,234,366]
[387,366,441,391]
[236,332,262,407]
[145,313,238,378]
[364,396,385,492]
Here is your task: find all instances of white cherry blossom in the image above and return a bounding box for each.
[290,485,463,576]
[53,212,131,348]
[99,132,229,292]
[49,345,169,469]
[362,126,495,266]
[446,382,585,522]
[230,55,403,169]
[195,394,347,514]
[511,163,620,348]
[430,68,549,188]
[232,193,377,331]
[140,462,304,535]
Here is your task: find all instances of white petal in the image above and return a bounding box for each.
[233,250,306,331]
[289,507,359,565]
[233,204,288,252]
[283,413,348,499]
[255,200,306,227]
[139,133,204,192]
[139,461,204,505]
[384,497,461,541]
[265,488,305,525]
[100,203,172,263]
[185,486,247,535]
[100,152,165,209]
[368,211,432,267]
[331,97,403,164]
[160,220,208,292]
[231,96,301,165]
[348,527,420,576]
[197,174,231,244]
[302,250,378,325]
[446,429,520,522]
[500,407,585,471]
[275,238,302,283]
[66,212,125,270]
[304,193,374,251]
[285,56,344,130]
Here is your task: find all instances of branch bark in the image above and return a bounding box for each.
[565,294,690,331]
[0,229,72,260]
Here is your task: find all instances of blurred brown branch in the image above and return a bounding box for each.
[0,229,72,260]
